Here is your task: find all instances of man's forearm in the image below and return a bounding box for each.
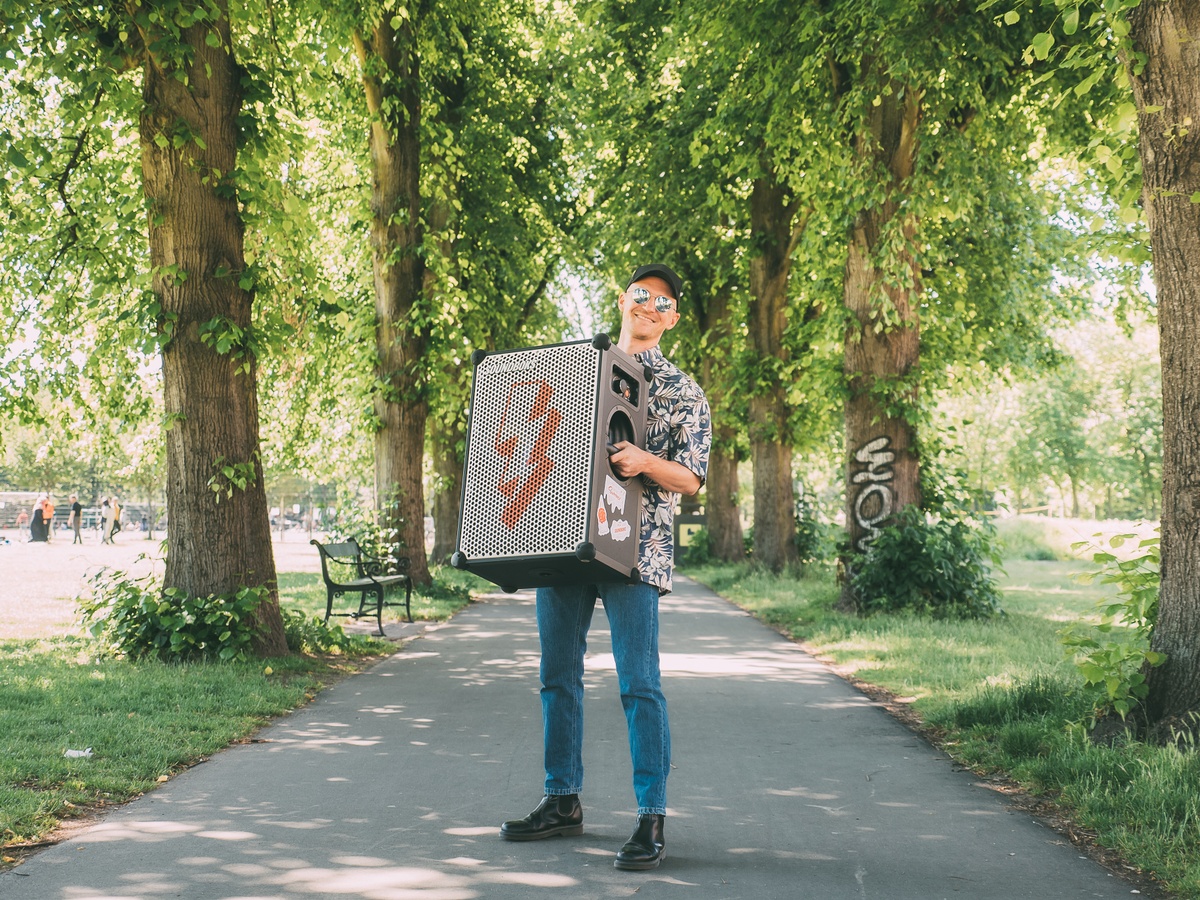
[611,444,702,496]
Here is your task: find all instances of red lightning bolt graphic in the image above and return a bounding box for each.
[495,380,562,529]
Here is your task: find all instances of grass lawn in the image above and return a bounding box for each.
[0,565,480,866]
[681,554,1197,898]
[0,643,362,855]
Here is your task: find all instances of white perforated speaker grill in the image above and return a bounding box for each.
[459,342,598,560]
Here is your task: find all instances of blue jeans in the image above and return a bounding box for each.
[536,582,669,816]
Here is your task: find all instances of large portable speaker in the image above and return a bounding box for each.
[450,333,651,592]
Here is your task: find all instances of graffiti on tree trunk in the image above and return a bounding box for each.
[851,436,895,552]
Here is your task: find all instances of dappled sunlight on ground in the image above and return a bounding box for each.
[588,649,832,683]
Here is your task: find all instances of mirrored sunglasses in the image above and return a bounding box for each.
[630,286,676,313]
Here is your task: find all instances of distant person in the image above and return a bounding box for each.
[42,495,56,542]
[99,498,112,544]
[110,497,122,541]
[69,494,83,544]
[29,494,47,542]
[16,509,28,532]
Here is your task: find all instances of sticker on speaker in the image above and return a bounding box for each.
[604,475,627,514]
[597,501,609,535]
[611,519,631,542]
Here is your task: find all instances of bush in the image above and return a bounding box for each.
[849,506,1003,619]
[794,501,834,565]
[738,502,835,567]
[416,577,472,605]
[327,486,414,574]
[1060,532,1162,721]
[281,610,379,656]
[79,569,265,662]
[682,527,713,566]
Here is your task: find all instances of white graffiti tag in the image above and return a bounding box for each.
[851,436,895,552]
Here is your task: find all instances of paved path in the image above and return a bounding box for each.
[1,578,1155,899]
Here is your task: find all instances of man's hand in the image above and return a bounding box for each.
[608,441,702,496]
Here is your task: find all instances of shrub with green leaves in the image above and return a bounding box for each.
[416,577,472,605]
[737,502,835,567]
[327,485,412,574]
[794,498,834,565]
[79,569,266,662]
[280,609,379,656]
[682,526,713,566]
[849,505,1003,619]
[1060,532,1163,721]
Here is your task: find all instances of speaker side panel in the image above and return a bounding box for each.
[584,344,651,580]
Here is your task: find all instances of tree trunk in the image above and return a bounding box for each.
[355,15,431,585]
[839,82,921,612]
[696,285,744,562]
[1128,0,1200,728]
[747,170,801,571]
[423,156,459,568]
[430,419,464,565]
[140,3,286,656]
[706,427,744,562]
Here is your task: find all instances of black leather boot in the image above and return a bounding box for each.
[614,813,665,870]
[499,794,584,841]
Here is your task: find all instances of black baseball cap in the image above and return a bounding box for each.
[627,264,683,301]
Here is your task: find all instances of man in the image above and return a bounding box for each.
[69,494,83,544]
[500,264,711,871]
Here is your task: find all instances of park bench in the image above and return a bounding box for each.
[310,538,413,636]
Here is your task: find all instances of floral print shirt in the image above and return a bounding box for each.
[635,346,712,594]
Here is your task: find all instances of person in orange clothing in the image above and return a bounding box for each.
[42,495,56,542]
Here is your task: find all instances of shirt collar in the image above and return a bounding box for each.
[635,345,665,367]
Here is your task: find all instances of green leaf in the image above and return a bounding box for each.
[6,144,29,169]
[1004,10,1020,25]
[1063,6,1079,35]
[1031,32,1055,61]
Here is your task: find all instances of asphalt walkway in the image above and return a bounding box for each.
[0,578,1157,899]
